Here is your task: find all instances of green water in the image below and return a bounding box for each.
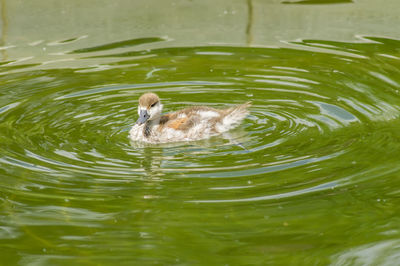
[2,1,400,265]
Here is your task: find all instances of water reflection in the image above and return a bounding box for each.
[0,0,8,61]
[282,0,353,4]
[246,0,254,45]
[1,35,400,264]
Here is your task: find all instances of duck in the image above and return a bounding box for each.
[129,92,251,143]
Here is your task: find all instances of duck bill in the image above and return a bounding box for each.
[136,109,150,125]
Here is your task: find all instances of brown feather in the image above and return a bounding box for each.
[139,93,160,109]
[157,106,221,132]
[167,117,188,130]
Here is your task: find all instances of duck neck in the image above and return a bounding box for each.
[143,122,151,137]
[143,118,160,138]
[150,116,161,124]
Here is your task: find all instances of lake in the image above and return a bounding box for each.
[1,0,400,265]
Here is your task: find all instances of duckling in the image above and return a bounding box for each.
[129,92,251,143]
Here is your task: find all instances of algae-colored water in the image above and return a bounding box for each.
[1,0,400,265]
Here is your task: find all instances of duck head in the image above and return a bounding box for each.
[136,92,163,125]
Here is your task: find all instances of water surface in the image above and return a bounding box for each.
[1,1,400,265]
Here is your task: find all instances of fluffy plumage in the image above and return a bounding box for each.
[129,93,251,143]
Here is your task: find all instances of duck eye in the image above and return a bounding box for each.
[151,102,158,108]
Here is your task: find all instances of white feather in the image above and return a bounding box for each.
[199,111,219,119]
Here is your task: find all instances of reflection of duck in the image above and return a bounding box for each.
[129,93,251,143]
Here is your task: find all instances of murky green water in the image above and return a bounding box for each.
[2,1,400,265]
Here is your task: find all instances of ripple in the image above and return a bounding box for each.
[69,37,168,54]
[2,41,399,190]
[2,37,400,262]
[332,239,400,266]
